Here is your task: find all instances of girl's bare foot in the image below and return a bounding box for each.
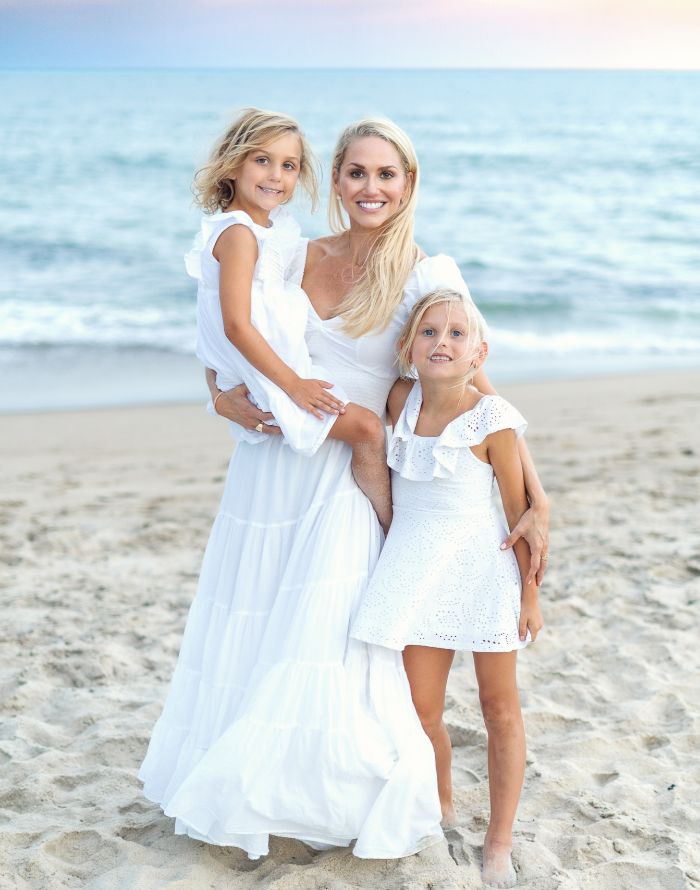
[482,838,516,887]
[440,804,457,829]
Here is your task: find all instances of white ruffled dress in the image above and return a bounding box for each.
[138,254,475,860]
[188,206,345,456]
[351,381,530,652]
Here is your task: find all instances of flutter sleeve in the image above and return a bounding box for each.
[184,210,263,281]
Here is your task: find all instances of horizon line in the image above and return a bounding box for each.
[2,64,700,73]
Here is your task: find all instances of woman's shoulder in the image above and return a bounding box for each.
[306,234,343,259]
[404,254,470,298]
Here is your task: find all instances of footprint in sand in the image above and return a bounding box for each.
[43,830,118,868]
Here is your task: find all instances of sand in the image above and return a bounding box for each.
[1,370,699,890]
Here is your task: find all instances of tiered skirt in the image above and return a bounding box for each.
[138,436,443,859]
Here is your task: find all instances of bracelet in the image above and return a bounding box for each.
[213,390,226,415]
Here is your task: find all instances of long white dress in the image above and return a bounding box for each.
[138,253,474,859]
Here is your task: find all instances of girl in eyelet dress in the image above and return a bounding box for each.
[351,288,544,888]
[188,107,391,530]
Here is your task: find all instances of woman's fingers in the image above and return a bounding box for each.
[518,613,529,642]
[525,551,541,587]
[535,560,547,587]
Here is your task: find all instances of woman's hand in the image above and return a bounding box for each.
[501,498,550,586]
[287,377,345,420]
[518,594,544,642]
[214,384,282,434]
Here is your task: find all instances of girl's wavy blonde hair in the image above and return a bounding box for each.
[396,288,488,385]
[193,107,319,213]
[329,118,420,337]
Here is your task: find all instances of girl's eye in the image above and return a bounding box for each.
[255,157,269,165]
[283,162,297,171]
[451,330,463,337]
[422,328,434,336]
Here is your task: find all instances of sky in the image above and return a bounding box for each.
[1,0,700,69]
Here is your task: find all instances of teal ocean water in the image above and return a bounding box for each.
[1,69,699,410]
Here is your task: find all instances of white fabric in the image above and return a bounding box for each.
[351,381,531,652]
[139,255,466,859]
[189,206,345,456]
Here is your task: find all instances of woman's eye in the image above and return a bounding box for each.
[349,170,364,178]
[380,170,395,179]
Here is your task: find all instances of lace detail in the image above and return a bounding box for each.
[388,382,527,481]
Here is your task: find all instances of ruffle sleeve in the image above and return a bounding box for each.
[388,384,527,481]
[184,209,279,281]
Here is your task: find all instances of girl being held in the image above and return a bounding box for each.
[189,108,391,531]
[351,289,544,887]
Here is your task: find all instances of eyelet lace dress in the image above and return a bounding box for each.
[187,205,346,456]
[351,381,530,652]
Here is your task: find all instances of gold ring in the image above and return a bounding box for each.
[255,422,264,433]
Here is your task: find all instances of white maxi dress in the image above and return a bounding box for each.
[138,252,474,859]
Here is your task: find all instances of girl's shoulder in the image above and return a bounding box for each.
[185,207,300,281]
[387,378,415,427]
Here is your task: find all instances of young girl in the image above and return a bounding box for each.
[351,288,544,887]
[187,108,391,531]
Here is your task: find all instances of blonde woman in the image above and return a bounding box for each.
[139,118,549,862]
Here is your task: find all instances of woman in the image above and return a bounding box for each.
[138,118,549,861]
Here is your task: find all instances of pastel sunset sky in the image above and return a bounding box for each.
[1,0,699,69]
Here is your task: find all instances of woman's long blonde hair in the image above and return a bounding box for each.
[193,107,319,213]
[329,118,420,337]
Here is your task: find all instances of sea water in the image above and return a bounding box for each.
[1,69,699,410]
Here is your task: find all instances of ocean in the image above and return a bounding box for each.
[1,68,699,411]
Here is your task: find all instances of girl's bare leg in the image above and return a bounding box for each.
[328,404,392,534]
[402,645,456,824]
[473,651,524,887]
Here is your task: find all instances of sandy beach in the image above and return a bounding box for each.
[1,369,699,890]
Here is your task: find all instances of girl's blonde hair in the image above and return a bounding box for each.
[193,107,319,213]
[396,288,487,384]
[329,118,420,338]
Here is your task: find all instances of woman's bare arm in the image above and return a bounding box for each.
[474,367,550,585]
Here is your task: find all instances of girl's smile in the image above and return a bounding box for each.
[230,132,302,225]
[410,302,484,380]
